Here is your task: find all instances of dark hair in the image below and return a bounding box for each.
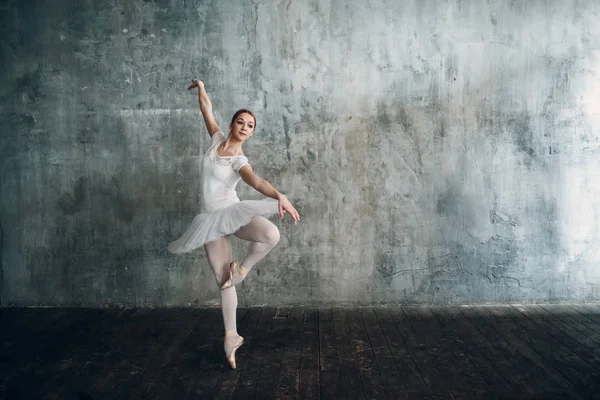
[230,109,256,128]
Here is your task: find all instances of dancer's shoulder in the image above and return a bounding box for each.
[211,130,225,144]
[231,156,250,173]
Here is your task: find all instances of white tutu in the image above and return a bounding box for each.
[168,199,279,254]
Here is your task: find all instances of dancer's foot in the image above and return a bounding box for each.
[224,334,244,369]
[220,262,249,290]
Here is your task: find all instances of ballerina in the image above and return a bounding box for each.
[168,79,300,369]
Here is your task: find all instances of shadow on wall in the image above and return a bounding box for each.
[43,118,136,304]
[44,113,194,306]
[41,108,203,306]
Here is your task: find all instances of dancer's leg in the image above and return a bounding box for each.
[204,237,244,368]
[234,215,280,270]
[204,237,237,332]
[220,216,280,290]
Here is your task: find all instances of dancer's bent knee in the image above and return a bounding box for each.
[264,225,280,246]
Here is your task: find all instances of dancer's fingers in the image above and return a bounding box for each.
[187,79,198,90]
[287,206,298,223]
[278,202,284,219]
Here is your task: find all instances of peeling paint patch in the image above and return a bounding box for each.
[491,210,517,226]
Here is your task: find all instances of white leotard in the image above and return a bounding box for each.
[168,131,278,253]
[201,131,249,213]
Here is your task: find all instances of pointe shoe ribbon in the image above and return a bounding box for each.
[220,262,249,290]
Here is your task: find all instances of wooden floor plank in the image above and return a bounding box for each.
[502,305,600,397]
[566,304,600,329]
[2,307,109,400]
[396,307,438,371]
[332,308,365,400]
[298,308,320,400]
[459,306,576,399]
[539,304,600,346]
[575,303,600,316]
[361,308,407,399]
[396,307,457,399]
[2,305,600,399]
[46,308,138,400]
[417,307,491,398]
[275,307,304,400]
[498,306,596,371]
[523,304,600,351]
[78,308,156,398]
[403,307,479,400]
[0,308,39,342]
[373,308,428,397]
[481,306,587,400]
[253,308,288,399]
[346,308,387,399]
[38,308,115,399]
[550,304,600,332]
[231,307,276,400]
[575,303,600,313]
[428,306,519,399]
[147,307,224,399]
[318,307,343,399]
[512,305,600,368]
[2,308,74,355]
[386,306,435,398]
[111,308,199,398]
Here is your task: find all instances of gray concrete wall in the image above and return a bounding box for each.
[2,0,600,307]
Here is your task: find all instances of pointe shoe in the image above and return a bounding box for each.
[224,335,244,369]
[220,262,249,290]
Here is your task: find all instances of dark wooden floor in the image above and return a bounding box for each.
[2,305,600,400]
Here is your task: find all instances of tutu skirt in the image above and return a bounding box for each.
[168,199,279,254]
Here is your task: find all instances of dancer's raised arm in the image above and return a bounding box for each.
[188,79,220,137]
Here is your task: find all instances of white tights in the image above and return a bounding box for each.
[204,216,280,334]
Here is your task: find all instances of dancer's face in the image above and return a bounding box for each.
[230,113,255,141]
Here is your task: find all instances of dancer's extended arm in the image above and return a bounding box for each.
[188,79,220,137]
[239,165,300,223]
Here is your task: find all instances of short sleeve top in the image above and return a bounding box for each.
[200,131,250,212]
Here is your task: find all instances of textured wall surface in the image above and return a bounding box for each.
[2,0,600,306]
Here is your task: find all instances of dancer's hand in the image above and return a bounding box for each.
[188,79,204,90]
[278,195,300,224]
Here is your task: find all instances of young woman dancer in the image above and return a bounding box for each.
[168,79,300,369]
